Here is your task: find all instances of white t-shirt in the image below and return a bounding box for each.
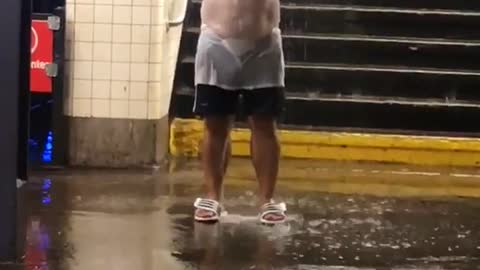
[195,25,285,90]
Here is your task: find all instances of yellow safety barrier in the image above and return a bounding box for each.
[170,118,480,167]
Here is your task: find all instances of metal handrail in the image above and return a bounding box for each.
[168,0,188,26]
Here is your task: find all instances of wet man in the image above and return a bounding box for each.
[193,0,287,224]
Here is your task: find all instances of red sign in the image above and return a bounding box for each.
[31,20,54,93]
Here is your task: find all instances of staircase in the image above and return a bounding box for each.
[170,0,480,135]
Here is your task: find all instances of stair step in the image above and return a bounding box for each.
[284,0,480,10]
[181,29,480,70]
[171,90,480,133]
[184,27,480,46]
[173,1,480,134]
[283,97,480,132]
[176,59,480,101]
[175,85,480,109]
[186,2,480,40]
[181,56,480,76]
[191,0,480,11]
[281,4,480,15]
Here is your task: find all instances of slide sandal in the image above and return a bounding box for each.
[194,198,221,223]
[259,201,287,225]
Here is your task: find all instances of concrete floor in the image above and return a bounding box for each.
[2,159,480,269]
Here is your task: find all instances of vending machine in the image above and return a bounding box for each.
[30,4,66,167]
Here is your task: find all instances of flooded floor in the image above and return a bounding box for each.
[2,159,480,269]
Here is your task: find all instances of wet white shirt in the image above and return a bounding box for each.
[195,0,285,90]
[200,0,281,40]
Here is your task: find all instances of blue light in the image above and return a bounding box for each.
[41,178,52,205]
[42,196,51,205]
[28,139,38,146]
[41,131,54,163]
[42,153,52,162]
[42,179,52,191]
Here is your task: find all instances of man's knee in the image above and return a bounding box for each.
[204,116,233,139]
[249,116,277,139]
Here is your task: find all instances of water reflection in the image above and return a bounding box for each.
[188,218,293,270]
[20,168,480,270]
[25,217,49,270]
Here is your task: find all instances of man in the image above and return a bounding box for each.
[193,0,287,224]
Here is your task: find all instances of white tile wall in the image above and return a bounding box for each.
[92,62,112,80]
[73,61,93,79]
[75,23,94,41]
[76,0,94,4]
[92,80,111,99]
[130,63,149,81]
[112,25,132,43]
[133,0,151,6]
[113,0,131,5]
[93,43,112,61]
[150,6,164,25]
[111,63,130,80]
[73,79,92,98]
[131,44,149,62]
[73,99,92,117]
[111,81,130,99]
[132,7,151,25]
[95,5,113,23]
[96,0,113,4]
[148,100,160,119]
[150,25,164,44]
[67,0,179,119]
[148,64,162,82]
[67,5,75,22]
[93,24,113,42]
[132,25,150,43]
[149,43,163,63]
[129,100,148,119]
[76,4,95,23]
[111,100,129,118]
[113,6,132,24]
[74,42,93,60]
[129,82,148,100]
[148,82,161,101]
[112,43,131,62]
[92,99,111,117]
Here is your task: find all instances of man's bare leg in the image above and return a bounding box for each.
[196,115,233,219]
[249,115,283,221]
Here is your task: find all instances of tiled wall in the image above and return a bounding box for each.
[65,0,182,120]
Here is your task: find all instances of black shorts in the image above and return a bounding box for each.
[193,84,285,117]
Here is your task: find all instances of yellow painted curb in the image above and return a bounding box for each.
[169,118,480,167]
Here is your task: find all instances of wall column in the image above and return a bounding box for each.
[64,0,183,167]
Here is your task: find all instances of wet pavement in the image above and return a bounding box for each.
[2,159,480,269]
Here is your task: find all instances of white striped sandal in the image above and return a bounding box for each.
[194,198,221,223]
[259,201,287,225]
